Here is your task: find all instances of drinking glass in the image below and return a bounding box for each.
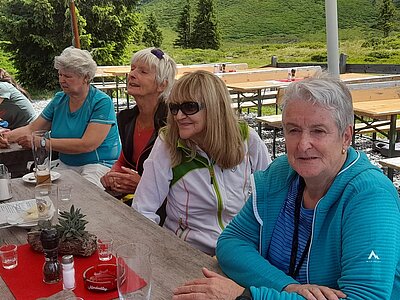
[32,130,52,185]
[0,164,12,200]
[35,183,58,225]
[117,243,152,300]
[0,244,18,269]
[58,184,72,214]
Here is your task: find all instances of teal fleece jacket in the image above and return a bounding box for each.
[216,147,400,299]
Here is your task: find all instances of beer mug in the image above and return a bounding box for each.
[32,130,52,185]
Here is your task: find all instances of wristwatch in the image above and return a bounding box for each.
[235,287,252,300]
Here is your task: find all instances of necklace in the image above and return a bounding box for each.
[288,178,312,278]
[135,120,153,137]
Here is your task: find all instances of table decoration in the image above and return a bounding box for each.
[0,244,118,300]
[27,205,97,257]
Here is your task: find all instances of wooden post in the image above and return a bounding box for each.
[271,56,278,67]
[339,53,347,74]
[69,0,80,48]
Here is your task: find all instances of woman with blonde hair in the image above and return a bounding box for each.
[133,70,271,255]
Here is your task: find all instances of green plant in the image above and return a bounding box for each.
[142,12,163,47]
[56,205,89,242]
[0,0,140,90]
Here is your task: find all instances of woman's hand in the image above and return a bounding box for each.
[101,166,141,194]
[15,134,33,149]
[284,283,347,300]
[172,268,244,300]
[0,129,10,148]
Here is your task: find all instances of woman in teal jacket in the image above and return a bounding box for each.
[172,72,400,300]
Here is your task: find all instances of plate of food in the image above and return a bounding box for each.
[22,171,61,184]
[6,199,55,228]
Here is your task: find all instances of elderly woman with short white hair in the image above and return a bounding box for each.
[1,46,121,187]
[101,47,177,200]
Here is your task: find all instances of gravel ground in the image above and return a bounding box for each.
[31,100,400,193]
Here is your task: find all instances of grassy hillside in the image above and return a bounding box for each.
[139,0,379,42]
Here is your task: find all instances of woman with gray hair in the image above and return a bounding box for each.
[173,71,400,300]
[100,48,177,203]
[1,46,121,187]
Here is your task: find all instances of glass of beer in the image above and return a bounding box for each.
[32,130,52,185]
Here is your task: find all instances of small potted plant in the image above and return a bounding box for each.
[27,205,97,256]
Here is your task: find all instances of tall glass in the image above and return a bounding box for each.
[117,243,152,300]
[32,130,52,185]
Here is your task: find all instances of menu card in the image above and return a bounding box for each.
[0,199,36,227]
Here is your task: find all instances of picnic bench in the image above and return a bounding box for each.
[220,66,321,84]
[379,157,400,171]
[256,81,400,158]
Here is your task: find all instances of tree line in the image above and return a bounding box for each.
[0,0,395,90]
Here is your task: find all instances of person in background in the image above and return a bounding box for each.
[172,72,400,300]
[0,68,36,130]
[133,70,272,255]
[100,48,177,203]
[0,47,121,187]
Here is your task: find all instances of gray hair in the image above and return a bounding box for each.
[281,71,353,134]
[131,47,177,100]
[54,46,97,82]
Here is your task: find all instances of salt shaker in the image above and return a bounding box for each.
[40,228,61,284]
[0,164,12,201]
[62,254,76,290]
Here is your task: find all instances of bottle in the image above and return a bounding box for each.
[40,228,61,284]
[62,255,76,290]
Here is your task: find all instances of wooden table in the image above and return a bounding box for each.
[0,170,220,299]
[353,98,400,180]
[0,143,32,178]
[102,67,132,112]
[227,80,288,135]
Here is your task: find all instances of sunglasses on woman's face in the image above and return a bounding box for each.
[168,101,204,116]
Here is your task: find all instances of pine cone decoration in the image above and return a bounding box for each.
[27,205,97,257]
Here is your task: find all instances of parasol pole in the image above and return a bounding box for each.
[325,0,339,77]
[69,0,81,48]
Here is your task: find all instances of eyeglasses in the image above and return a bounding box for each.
[151,48,164,60]
[168,102,204,116]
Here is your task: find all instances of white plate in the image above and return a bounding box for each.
[22,171,61,184]
[7,201,56,228]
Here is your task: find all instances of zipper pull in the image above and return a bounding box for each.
[209,167,214,184]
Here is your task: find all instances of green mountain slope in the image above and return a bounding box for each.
[139,0,379,42]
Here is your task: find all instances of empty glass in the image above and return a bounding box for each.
[116,243,152,300]
[35,183,58,225]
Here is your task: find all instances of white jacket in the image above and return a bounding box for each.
[133,127,271,255]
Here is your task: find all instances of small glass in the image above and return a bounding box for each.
[97,237,113,262]
[0,244,18,269]
[58,184,72,214]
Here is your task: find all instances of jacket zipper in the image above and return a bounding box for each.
[208,165,225,230]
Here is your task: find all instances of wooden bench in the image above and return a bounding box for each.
[231,90,278,113]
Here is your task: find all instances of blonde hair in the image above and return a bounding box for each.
[163,70,245,169]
